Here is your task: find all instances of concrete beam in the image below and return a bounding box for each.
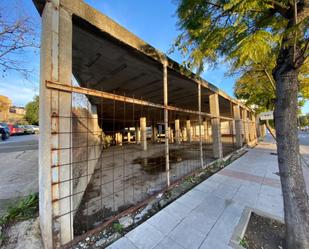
[210,94,223,159]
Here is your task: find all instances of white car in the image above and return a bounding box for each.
[30,125,40,134]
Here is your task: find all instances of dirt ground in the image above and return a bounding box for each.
[243,212,285,249]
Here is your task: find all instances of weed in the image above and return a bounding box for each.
[0,193,39,226]
[185,175,196,183]
[239,237,249,248]
[112,223,124,234]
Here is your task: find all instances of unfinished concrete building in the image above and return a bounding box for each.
[33,0,259,248]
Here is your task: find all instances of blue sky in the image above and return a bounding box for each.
[1,0,308,113]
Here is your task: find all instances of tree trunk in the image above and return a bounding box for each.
[273,45,309,248]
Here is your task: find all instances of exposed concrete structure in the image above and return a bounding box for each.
[186,120,192,143]
[233,105,243,148]
[135,125,141,144]
[175,119,181,144]
[242,109,250,144]
[210,94,223,159]
[140,117,147,151]
[151,125,157,142]
[203,119,208,140]
[33,0,258,248]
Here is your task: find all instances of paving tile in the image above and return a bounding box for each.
[174,189,206,209]
[212,183,239,200]
[147,210,182,234]
[106,237,137,249]
[154,236,185,249]
[125,222,164,249]
[202,202,243,246]
[180,212,216,234]
[199,236,233,249]
[167,221,206,249]
[232,183,260,208]
[192,194,226,219]
[195,180,220,193]
[163,200,192,220]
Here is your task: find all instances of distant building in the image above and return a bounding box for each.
[0,95,12,122]
[10,106,26,115]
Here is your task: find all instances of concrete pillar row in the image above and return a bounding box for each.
[233,105,243,148]
[140,117,147,151]
[175,119,181,144]
[209,94,223,159]
[186,120,192,142]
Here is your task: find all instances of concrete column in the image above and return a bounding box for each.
[140,117,147,150]
[192,125,196,140]
[169,127,174,143]
[209,94,223,159]
[186,119,192,142]
[39,2,73,247]
[242,109,249,144]
[233,105,243,148]
[203,119,208,140]
[252,115,257,139]
[135,125,140,144]
[127,130,131,143]
[175,119,181,144]
[152,124,157,143]
[163,60,170,186]
[198,84,203,167]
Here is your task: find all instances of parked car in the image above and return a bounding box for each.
[23,125,35,134]
[13,124,25,135]
[0,123,10,140]
[30,125,39,134]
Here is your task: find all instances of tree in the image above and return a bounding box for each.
[173,1,309,248]
[25,96,39,125]
[234,58,308,113]
[0,6,38,78]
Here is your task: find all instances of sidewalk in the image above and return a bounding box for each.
[107,138,284,249]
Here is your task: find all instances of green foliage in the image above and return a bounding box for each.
[112,222,124,234]
[0,193,39,226]
[173,0,308,111]
[239,236,249,248]
[299,113,309,127]
[24,95,39,125]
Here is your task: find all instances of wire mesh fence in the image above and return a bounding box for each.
[48,82,254,246]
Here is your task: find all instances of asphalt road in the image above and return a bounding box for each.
[0,134,39,215]
[0,134,38,153]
